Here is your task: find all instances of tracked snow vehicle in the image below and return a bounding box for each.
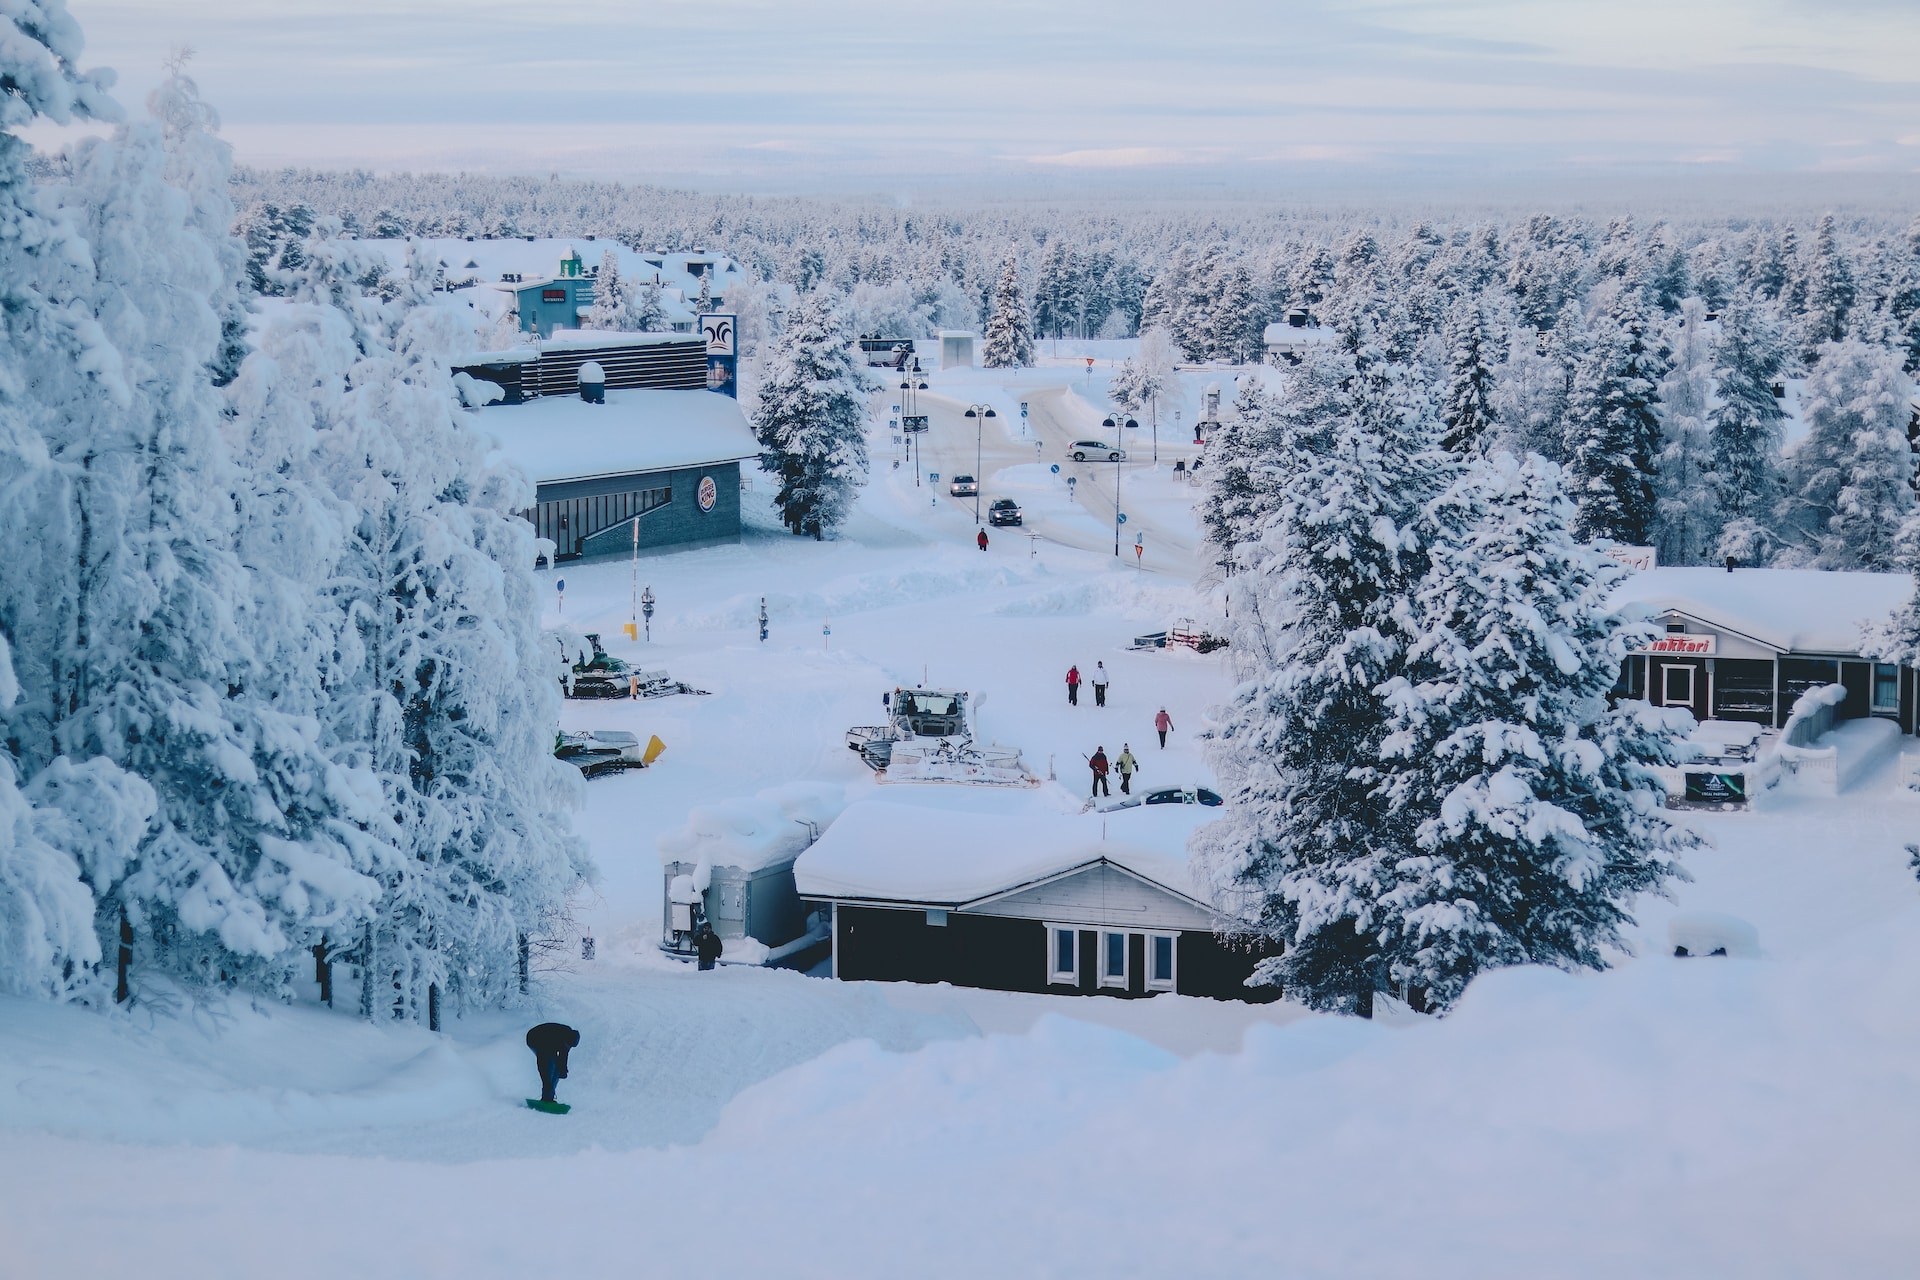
[845,687,1038,787]
[557,632,708,700]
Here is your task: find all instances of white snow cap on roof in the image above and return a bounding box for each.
[1609,567,1910,656]
[657,782,849,874]
[478,388,761,485]
[794,798,1209,906]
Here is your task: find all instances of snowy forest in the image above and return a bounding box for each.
[8,0,1920,1022]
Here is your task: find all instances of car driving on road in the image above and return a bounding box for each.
[949,474,977,497]
[1070,440,1127,462]
[988,498,1022,526]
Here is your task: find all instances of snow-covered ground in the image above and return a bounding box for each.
[4,357,1920,1277]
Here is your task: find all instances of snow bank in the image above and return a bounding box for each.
[657,781,849,872]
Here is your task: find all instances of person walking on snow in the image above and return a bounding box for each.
[977,528,989,551]
[1066,665,1081,706]
[1154,707,1173,748]
[1089,746,1110,798]
[1092,661,1109,708]
[695,922,724,971]
[526,1022,580,1106]
[1116,744,1138,795]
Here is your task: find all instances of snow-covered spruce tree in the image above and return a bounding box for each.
[583,248,629,328]
[631,277,669,332]
[1438,294,1495,454]
[1191,355,1449,1017]
[1565,306,1662,545]
[1709,296,1787,564]
[1802,213,1857,360]
[257,235,587,1020]
[1197,376,1281,565]
[1375,453,1694,1011]
[1652,298,1718,565]
[752,292,871,539]
[981,254,1033,369]
[1780,338,1916,570]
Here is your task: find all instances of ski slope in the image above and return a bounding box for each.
[4,356,1920,1277]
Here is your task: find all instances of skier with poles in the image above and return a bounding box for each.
[1088,745,1110,798]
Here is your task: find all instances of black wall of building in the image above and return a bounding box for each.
[527,461,742,559]
[831,904,1279,1002]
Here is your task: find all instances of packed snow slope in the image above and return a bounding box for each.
[5,353,1920,1277]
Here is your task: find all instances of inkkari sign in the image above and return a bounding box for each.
[1636,634,1717,655]
[1684,771,1746,803]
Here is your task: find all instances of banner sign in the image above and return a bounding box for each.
[1685,771,1746,803]
[1636,634,1717,656]
[702,313,738,398]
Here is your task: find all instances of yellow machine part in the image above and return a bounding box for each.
[622,622,639,641]
[641,734,666,767]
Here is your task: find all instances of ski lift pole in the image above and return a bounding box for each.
[625,519,640,641]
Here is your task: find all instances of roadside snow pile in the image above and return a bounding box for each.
[657,782,848,873]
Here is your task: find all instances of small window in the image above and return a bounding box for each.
[1666,622,1687,633]
[1100,931,1129,988]
[1147,934,1176,992]
[1874,663,1900,713]
[1047,925,1078,986]
[926,908,948,927]
[541,288,565,303]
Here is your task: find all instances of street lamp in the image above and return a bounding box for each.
[640,585,655,641]
[900,371,929,486]
[1101,413,1136,557]
[963,403,997,524]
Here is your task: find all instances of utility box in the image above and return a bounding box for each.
[939,331,976,370]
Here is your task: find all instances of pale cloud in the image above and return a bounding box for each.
[44,0,1920,185]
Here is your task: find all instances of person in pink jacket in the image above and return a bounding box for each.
[1154,707,1173,748]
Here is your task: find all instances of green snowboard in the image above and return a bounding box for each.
[526,1098,571,1115]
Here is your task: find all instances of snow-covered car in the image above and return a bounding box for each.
[1070,441,1126,462]
[949,474,978,497]
[1097,785,1224,813]
[988,498,1023,526]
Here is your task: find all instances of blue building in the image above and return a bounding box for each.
[510,247,595,338]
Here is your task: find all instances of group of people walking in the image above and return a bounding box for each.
[1064,662,1113,707]
[1086,743,1142,797]
[1066,660,1179,799]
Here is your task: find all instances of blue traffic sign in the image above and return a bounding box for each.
[1050,464,1060,474]
[1117,513,1128,524]
[556,578,565,592]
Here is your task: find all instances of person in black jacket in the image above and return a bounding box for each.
[695,922,724,971]
[525,1022,580,1104]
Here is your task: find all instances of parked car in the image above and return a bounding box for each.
[949,474,978,497]
[1097,785,1224,813]
[1070,440,1126,462]
[988,498,1023,526]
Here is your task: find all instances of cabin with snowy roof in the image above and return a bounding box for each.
[794,802,1278,1000]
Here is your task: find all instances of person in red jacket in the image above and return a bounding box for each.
[977,528,989,551]
[1155,707,1174,748]
[1066,665,1081,706]
[1089,745,1110,798]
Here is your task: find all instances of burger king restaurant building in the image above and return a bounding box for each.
[1609,568,1919,734]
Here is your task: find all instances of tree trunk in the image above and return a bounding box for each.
[1355,986,1374,1020]
[115,909,132,1004]
[314,938,332,1007]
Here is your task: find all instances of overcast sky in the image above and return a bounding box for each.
[48,0,1920,190]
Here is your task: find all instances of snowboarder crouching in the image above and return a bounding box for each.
[695,922,724,971]
[1116,745,1137,795]
[526,1022,581,1105]
[1089,746,1110,798]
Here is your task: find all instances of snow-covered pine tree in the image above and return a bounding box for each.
[1032,239,1076,341]
[583,249,628,328]
[1709,296,1787,563]
[1803,213,1857,359]
[751,292,871,538]
[631,277,669,332]
[1438,294,1495,453]
[1652,298,1718,565]
[1197,375,1281,564]
[1375,453,1693,1011]
[1191,356,1448,1017]
[1210,262,1261,365]
[1106,358,1143,414]
[981,254,1033,369]
[1781,338,1916,569]
[1565,303,1662,545]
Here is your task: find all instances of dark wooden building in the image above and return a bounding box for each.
[795,801,1278,1002]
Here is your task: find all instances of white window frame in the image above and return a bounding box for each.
[1145,932,1178,993]
[1661,664,1694,706]
[1046,924,1079,986]
[1099,930,1130,989]
[1873,663,1900,713]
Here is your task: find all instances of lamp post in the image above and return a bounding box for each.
[900,370,929,486]
[963,403,997,524]
[640,585,655,641]
[1101,413,1136,557]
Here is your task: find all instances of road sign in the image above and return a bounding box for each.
[1050,464,1060,474]
[1117,513,1127,524]
[1020,402,1028,416]
[929,472,939,482]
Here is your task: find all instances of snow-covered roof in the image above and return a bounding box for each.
[657,783,849,874]
[793,799,1211,907]
[476,388,761,486]
[1262,322,1337,346]
[361,238,741,295]
[1610,567,1911,656]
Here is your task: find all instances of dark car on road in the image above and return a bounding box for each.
[988,498,1022,526]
